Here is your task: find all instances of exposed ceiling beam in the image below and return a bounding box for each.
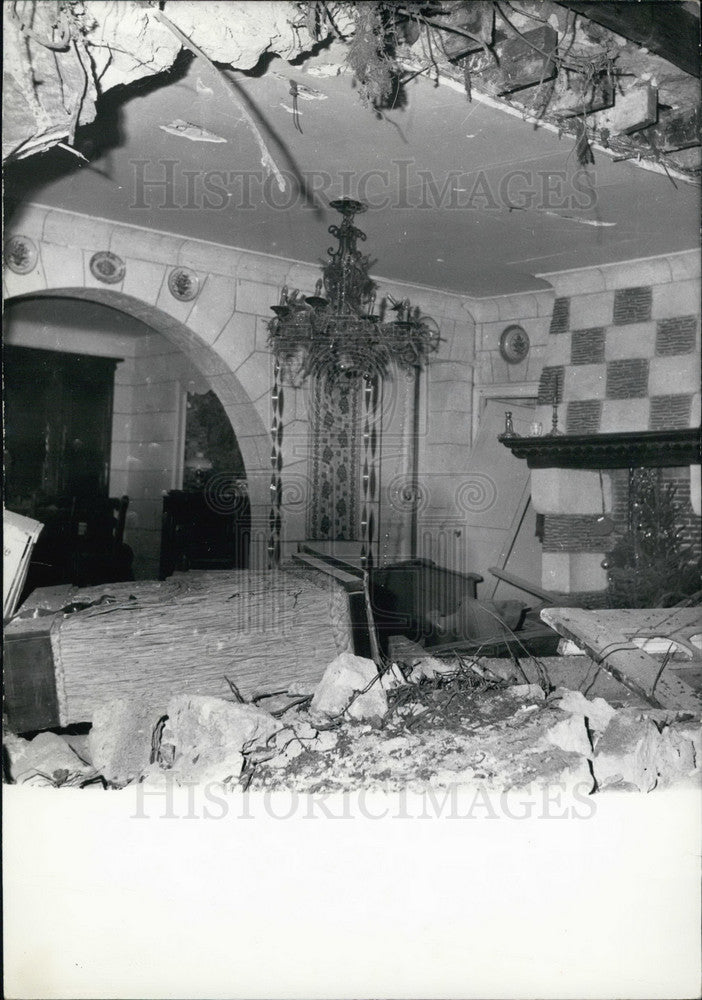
[557,1,701,78]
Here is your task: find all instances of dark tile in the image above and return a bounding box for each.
[537,365,564,404]
[613,286,652,325]
[571,327,606,365]
[566,399,603,434]
[649,394,692,430]
[549,297,570,335]
[606,358,649,398]
[655,316,697,355]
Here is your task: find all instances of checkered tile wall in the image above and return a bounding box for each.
[538,288,700,434]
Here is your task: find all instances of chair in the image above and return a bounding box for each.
[70,495,134,586]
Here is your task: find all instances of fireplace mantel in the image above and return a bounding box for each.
[498,427,701,469]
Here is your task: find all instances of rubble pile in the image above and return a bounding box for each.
[3,652,700,794]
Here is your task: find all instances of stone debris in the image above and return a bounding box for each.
[5,646,698,794]
[549,689,617,734]
[408,657,460,683]
[506,684,546,702]
[545,714,594,759]
[157,695,282,785]
[314,730,339,752]
[310,652,388,722]
[380,663,406,691]
[88,698,165,787]
[4,731,96,785]
[592,713,698,792]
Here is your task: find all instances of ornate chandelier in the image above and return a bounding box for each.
[268,199,440,386]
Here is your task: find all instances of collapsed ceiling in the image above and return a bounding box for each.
[4,0,701,176]
[3,1,700,295]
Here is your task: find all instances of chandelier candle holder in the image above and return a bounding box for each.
[268,199,441,386]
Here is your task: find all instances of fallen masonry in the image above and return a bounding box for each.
[3,650,700,794]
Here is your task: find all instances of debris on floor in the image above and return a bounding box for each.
[4,647,700,794]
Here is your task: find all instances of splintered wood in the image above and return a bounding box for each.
[48,568,353,725]
[540,607,702,712]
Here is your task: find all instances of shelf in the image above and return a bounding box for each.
[498,427,701,469]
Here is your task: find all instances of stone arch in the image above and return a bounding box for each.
[4,286,272,567]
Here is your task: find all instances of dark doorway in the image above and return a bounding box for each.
[4,345,119,508]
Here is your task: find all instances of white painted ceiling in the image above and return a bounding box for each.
[6,46,700,297]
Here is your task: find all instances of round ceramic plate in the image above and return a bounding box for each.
[168,266,200,301]
[4,235,38,274]
[499,324,530,364]
[89,251,125,284]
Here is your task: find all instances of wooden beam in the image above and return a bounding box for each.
[488,566,569,605]
[540,607,702,712]
[589,83,658,135]
[557,1,701,78]
[429,1,495,60]
[638,105,702,151]
[547,73,614,118]
[467,24,558,95]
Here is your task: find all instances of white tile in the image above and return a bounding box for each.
[600,398,650,433]
[564,364,607,400]
[649,355,701,395]
[568,291,615,329]
[569,553,608,592]
[542,332,572,366]
[651,279,701,319]
[542,552,571,592]
[604,323,656,360]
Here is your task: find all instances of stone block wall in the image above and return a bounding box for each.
[4,204,477,572]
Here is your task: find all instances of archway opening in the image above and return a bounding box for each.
[4,291,266,581]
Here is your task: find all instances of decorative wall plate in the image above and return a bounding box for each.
[89,251,125,284]
[499,324,530,364]
[4,235,38,274]
[168,266,200,301]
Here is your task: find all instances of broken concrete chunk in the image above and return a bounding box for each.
[408,657,458,683]
[590,714,697,792]
[507,684,546,702]
[4,732,95,785]
[265,727,306,768]
[545,714,594,759]
[380,663,406,691]
[88,698,165,787]
[310,652,388,721]
[314,730,339,752]
[550,690,616,734]
[162,695,281,785]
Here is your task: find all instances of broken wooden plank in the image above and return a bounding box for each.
[488,566,568,605]
[467,25,558,95]
[667,146,702,171]
[430,0,495,60]
[547,73,614,118]
[589,83,658,135]
[540,607,702,712]
[292,552,364,592]
[557,2,701,79]
[638,105,701,152]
